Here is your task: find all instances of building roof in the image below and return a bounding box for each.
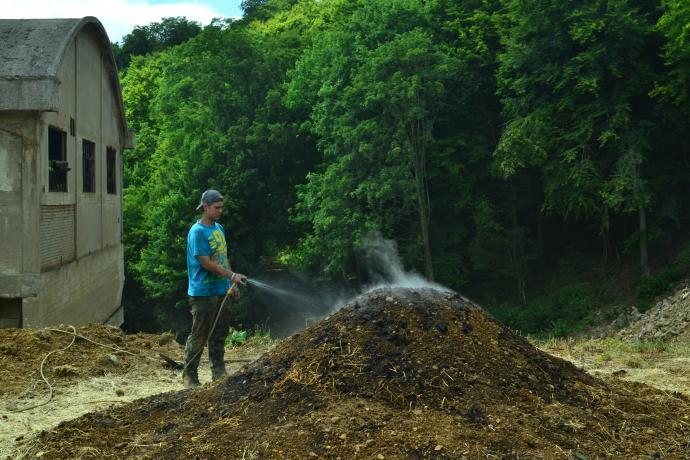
[0,18,85,78]
[0,17,133,146]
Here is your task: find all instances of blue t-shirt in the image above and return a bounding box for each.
[187,221,231,296]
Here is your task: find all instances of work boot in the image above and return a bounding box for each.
[182,371,200,388]
[211,365,227,381]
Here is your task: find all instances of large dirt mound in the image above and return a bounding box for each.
[20,289,690,459]
[620,281,690,342]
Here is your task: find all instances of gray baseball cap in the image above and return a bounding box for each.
[196,189,224,210]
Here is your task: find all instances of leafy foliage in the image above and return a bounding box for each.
[113,17,202,69]
[118,0,690,336]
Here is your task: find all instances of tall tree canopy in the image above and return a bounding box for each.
[119,0,690,336]
[113,17,202,69]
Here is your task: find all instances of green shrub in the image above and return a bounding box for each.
[637,244,690,311]
[225,324,272,347]
[246,324,272,346]
[226,329,248,347]
[631,341,668,354]
[488,277,614,338]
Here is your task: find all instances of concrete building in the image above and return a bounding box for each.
[0,17,134,328]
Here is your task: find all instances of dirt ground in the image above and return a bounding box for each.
[0,325,268,459]
[8,289,690,459]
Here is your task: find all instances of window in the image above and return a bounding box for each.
[48,127,68,192]
[106,147,117,194]
[0,298,22,328]
[82,139,95,193]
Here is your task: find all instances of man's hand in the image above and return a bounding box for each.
[230,272,247,286]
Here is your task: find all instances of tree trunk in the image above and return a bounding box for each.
[417,192,434,280]
[406,87,434,281]
[639,204,649,276]
[518,278,527,305]
[536,210,544,258]
[509,184,528,304]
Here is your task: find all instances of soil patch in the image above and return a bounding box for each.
[0,324,266,458]
[13,289,690,458]
[0,325,182,403]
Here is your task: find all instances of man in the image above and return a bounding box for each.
[183,189,247,388]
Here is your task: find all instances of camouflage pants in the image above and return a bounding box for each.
[183,295,233,379]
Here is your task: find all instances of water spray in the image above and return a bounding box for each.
[246,278,327,311]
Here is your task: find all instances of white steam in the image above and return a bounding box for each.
[247,232,454,337]
[358,232,452,293]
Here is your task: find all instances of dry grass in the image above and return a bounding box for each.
[535,336,690,396]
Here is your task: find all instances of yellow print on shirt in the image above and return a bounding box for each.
[208,229,229,270]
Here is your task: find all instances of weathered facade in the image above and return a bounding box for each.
[0,17,134,328]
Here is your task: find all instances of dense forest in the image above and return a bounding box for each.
[117,0,690,339]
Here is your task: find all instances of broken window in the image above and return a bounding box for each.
[48,126,68,192]
[106,147,117,194]
[82,139,95,193]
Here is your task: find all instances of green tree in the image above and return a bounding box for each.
[120,52,167,278]
[113,17,202,69]
[122,9,324,329]
[287,0,460,280]
[496,0,659,275]
[655,0,690,106]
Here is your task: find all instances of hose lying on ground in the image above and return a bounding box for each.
[8,325,78,413]
[6,304,252,412]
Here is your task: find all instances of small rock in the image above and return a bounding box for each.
[100,417,114,428]
[435,445,443,451]
[115,388,125,397]
[339,433,347,440]
[52,365,80,377]
[156,333,174,346]
[377,455,385,460]
[98,354,120,366]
